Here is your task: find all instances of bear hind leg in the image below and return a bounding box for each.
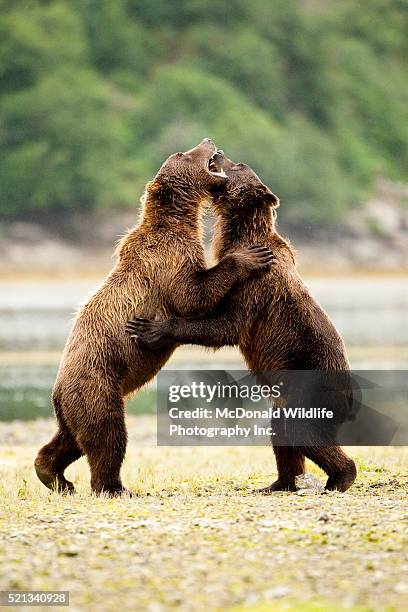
[303,446,357,492]
[35,426,82,494]
[75,394,129,497]
[258,446,305,493]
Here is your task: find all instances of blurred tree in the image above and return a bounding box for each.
[0,1,87,93]
[0,0,406,226]
[76,0,151,77]
[184,25,287,118]
[0,68,136,215]
[271,114,349,224]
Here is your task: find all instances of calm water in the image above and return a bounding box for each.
[0,276,407,421]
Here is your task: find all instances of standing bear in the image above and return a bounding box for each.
[127,154,357,493]
[35,140,273,496]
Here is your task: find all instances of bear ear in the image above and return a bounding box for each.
[147,180,173,202]
[257,184,280,209]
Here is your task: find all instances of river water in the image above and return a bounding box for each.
[0,275,407,420]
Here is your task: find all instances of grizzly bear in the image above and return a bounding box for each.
[127,154,357,493]
[34,140,273,496]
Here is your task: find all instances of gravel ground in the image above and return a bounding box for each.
[1,416,408,612]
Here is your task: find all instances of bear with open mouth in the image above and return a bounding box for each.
[34,140,273,496]
[127,153,357,493]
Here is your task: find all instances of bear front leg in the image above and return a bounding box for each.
[126,307,240,350]
[169,245,273,317]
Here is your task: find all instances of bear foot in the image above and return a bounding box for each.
[325,470,357,492]
[257,479,297,493]
[91,484,132,498]
[34,461,76,494]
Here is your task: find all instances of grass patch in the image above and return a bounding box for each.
[1,416,407,611]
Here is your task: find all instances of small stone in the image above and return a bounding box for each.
[318,513,330,523]
[263,586,290,599]
[59,547,79,557]
[296,473,324,492]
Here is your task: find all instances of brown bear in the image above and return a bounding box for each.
[127,154,357,493]
[34,140,273,496]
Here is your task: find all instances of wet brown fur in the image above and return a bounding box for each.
[128,160,357,493]
[34,141,272,496]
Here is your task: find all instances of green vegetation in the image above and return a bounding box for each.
[0,385,155,421]
[0,363,156,420]
[1,0,407,224]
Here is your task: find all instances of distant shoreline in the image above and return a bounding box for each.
[1,268,408,281]
[2,188,408,276]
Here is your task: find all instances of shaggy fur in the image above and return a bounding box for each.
[34,141,273,496]
[127,158,357,493]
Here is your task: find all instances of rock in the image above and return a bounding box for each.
[59,547,79,557]
[295,473,324,492]
[263,586,290,599]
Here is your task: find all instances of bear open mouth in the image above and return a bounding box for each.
[208,152,227,178]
